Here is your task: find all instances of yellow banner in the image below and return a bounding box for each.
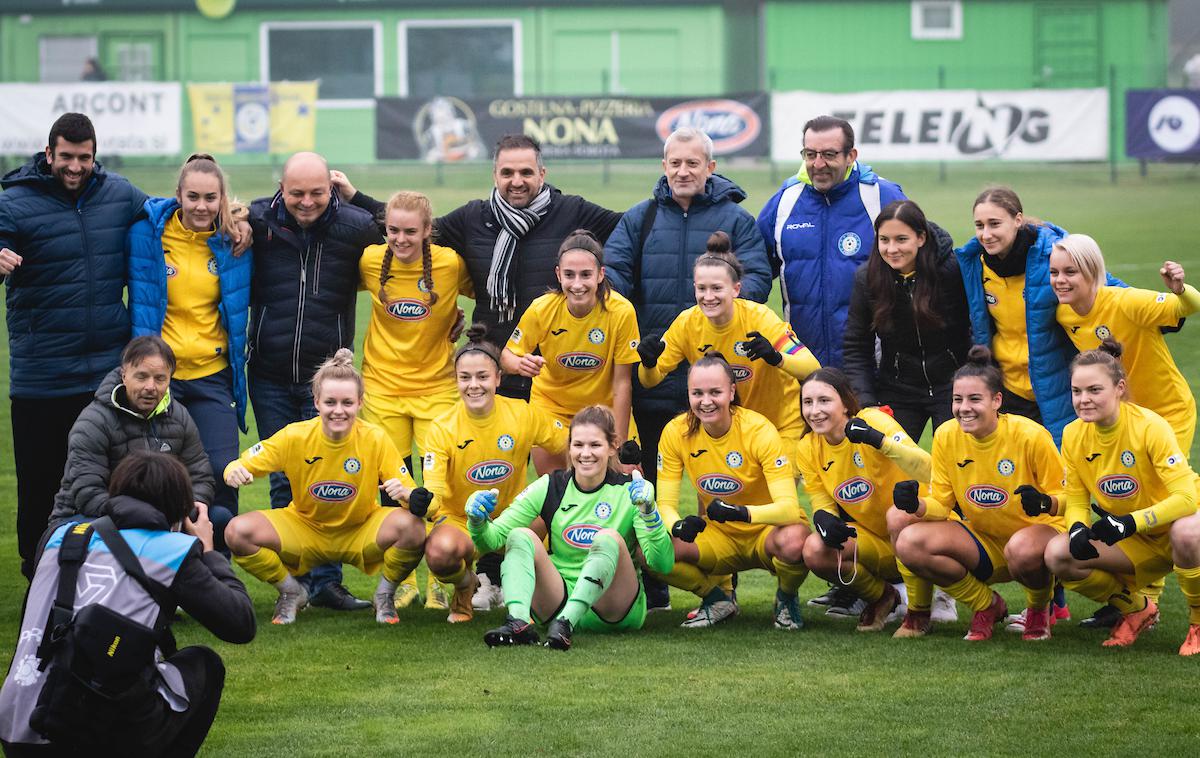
[187,81,317,154]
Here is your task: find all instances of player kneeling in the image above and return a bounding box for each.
[224,350,428,625]
[467,406,673,650]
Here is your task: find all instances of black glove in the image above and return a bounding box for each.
[743,331,781,366]
[812,509,857,550]
[893,480,921,514]
[671,515,707,542]
[1015,484,1052,517]
[407,487,433,519]
[1090,504,1136,545]
[844,418,885,449]
[637,333,666,368]
[706,498,750,523]
[618,440,642,466]
[1068,522,1100,560]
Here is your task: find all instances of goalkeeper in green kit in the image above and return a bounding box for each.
[468,405,674,650]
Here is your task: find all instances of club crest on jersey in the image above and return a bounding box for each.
[165,263,178,278]
[497,434,514,451]
[835,476,873,504]
[417,278,429,293]
[853,452,865,469]
[563,524,602,548]
[732,341,751,358]
[837,232,861,256]
[1098,474,1139,499]
[588,328,605,345]
[1120,450,1135,467]
[207,256,218,276]
[731,364,753,383]
[594,502,612,519]
[558,352,603,371]
[725,451,744,468]
[997,459,1015,476]
[965,485,1008,509]
[697,474,743,497]
[1095,325,1112,341]
[343,457,361,474]
[386,299,430,321]
[985,293,997,306]
[309,481,357,502]
[467,459,513,485]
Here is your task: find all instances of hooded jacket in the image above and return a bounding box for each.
[757,162,907,368]
[603,174,772,415]
[0,154,146,398]
[127,196,252,431]
[50,367,215,521]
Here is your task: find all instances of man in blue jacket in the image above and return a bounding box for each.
[757,116,907,368]
[0,113,147,579]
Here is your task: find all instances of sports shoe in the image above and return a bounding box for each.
[680,593,739,628]
[1007,605,1064,633]
[425,581,449,610]
[448,572,480,623]
[807,583,841,607]
[1021,605,1052,641]
[1053,603,1072,622]
[825,588,867,618]
[545,618,574,650]
[931,589,958,623]
[394,581,421,609]
[1080,604,1121,630]
[374,585,399,625]
[1102,600,1159,648]
[309,582,371,611]
[484,616,540,647]
[773,590,805,631]
[272,585,309,625]
[857,583,901,632]
[963,592,1008,642]
[893,609,931,638]
[644,574,673,613]
[1178,624,1200,657]
[473,574,497,611]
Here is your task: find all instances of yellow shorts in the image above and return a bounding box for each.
[1114,530,1175,590]
[545,408,640,447]
[362,385,459,460]
[262,506,392,577]
[956,521,1066,585]
[695,522,774,575]
[431,512,472,540]
[846,527,901,583]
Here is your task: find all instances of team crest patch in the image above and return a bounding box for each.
[1120,450,1135,467]
[12,654,40,687]
[594,502,612,519]
[588,328,605,345]
[497,434,515,451]
[343,457,362,474]
[417,278,429,293]
[997,459,1015,476]
[510,327,522,344]
[985,293,997,306]
[837,232,861,256]
[733,341,751,358]
[207,256,218,275]
[853,452,864,468]
[165,263,178,278]
[725,451,744,468]
[1095,325,1112,341]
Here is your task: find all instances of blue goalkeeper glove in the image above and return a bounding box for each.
[627,469,656,515]
[465,488,499,523]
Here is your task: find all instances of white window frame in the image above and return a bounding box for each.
[260,20,383,108]
[911,1,963,41]
[397,19,522,98]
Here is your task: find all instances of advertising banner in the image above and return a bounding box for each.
[771,89,1108,162]
[0,82,180,156]
[188,81,318,155]
[1125,90,1200,160]
[375,93,770,160]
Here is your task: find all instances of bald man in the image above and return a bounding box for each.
[245,151,382,611]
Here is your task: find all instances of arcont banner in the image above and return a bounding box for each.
[0,82,181,156]
[1125,90,1200,160]
[375,94,770,160]
[771,89,1108,162]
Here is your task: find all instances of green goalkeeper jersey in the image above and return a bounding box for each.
[469,469,674,586]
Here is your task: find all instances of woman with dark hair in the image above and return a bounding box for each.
[0,450,255,757]
[843,199,969,441]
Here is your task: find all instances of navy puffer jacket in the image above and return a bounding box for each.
[0,155,146,398]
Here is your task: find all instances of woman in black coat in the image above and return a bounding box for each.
[843,200,971,441]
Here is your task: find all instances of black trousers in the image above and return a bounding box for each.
[878,382,954,442]
[631,406,679,487]
[11,393,92,580]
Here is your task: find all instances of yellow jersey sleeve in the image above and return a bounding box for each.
[1112,286,1195,329]
[530,405,568,455]
[749,305,819,381]
[1129,412,1197,530]
[795,436,839,516]
[611,297,641,365]
[506,296,546,358]
[742,418,800,525]
[420,418,453,520]
[655,416,687,526]
[640,308,693,389]
[924,420,959,520]
[370,424,416,489]
[236,428,291,478]
[867,408,932,482]
[1061,421,1092,527]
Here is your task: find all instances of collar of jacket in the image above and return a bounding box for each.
[652,173,747,208]
[106,495,174,531]
[982,225,1037,277]
[110,383,172,420]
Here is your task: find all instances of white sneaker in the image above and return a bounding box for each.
[931,588,958,623]
[680,597,739,628]
[825,596,867,618]
[374,582,399,625]
[1005,608,1028,634]
[472,575,496,611]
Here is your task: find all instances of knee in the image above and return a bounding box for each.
[506,526,537,551]
[773,525,808,564]
[593,528,622,550]
[223,515,256,553]
[1003,533,1043,574]
[424,533,461,568]
[894,527,926,566]
[886,507,918,542]
[1043,535,1073,575]
[801,534,834,573]
[1170,515,1200,563]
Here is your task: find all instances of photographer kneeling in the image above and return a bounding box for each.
[0,451,256,756]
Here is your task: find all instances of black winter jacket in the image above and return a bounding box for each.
[247,191,380,384]
[842,224,971,406]
[50,367,215,521]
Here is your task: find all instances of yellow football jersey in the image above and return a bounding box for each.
[161,212,228,380]
[422,395,568,520]
[795,407,930,539]
[1062,402,1198,536]
[232,417,415,530]
[925,413,1064,540]
[980,263,1034,400]
[359,242,474,396]
[657,406,803,531]
[1057,286,1196,450]
[642,299,811,438]
[505,291,640,419]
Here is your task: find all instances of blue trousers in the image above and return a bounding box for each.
[172,367,239,554]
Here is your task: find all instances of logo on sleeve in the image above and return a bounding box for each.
[1156,293,1167,303]
[423,453,436,469]
[309,481,357,502]
[696,474,743,497]
[1120,450,1136,467]
[1098,474,1140,499]
[497,434,515,451]
[837,232,862,256]
[248,443,264,457]
[1166,454,1183,467]
[725,451,743,468]
[343,457,361,474]
[510,327,523,344]
[656,452,663,471]
[774,456,787,468]
[835,476,873,504]
[965,485,1008,509]
[587,328,605,345]
[467,460,513,485]
[386,299,431,321]
[562,524,602,548]
[997,459,1014,476]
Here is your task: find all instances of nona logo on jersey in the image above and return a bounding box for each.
[558,352,604,371]
[965,485,1008,509]
[309,481,357,502]
[386,299,431,321]
[562,524,603,548]
[466,459,513,485]
[1098,474,1140,499]
[731,365,754,383]
[654,99,762,154]
[835,477,873,504]
[696,474,743,497]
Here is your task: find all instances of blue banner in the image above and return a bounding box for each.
[1125,90,1200,160]
[233,84,271,154]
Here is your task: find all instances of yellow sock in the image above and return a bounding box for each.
[1143,575,1166,603]
[943,573,994,613]
[383,546,424,584]
[425,569,441,594]
[898,560,932,612]
[1175,566,1200,625]
[1065,569,1144,614]
[661,562,721,598]
[234,547,288,585]
[772,556,809,596]
[1023,583,1053,609]
[396,571,417,590]
[436,560,468,587]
